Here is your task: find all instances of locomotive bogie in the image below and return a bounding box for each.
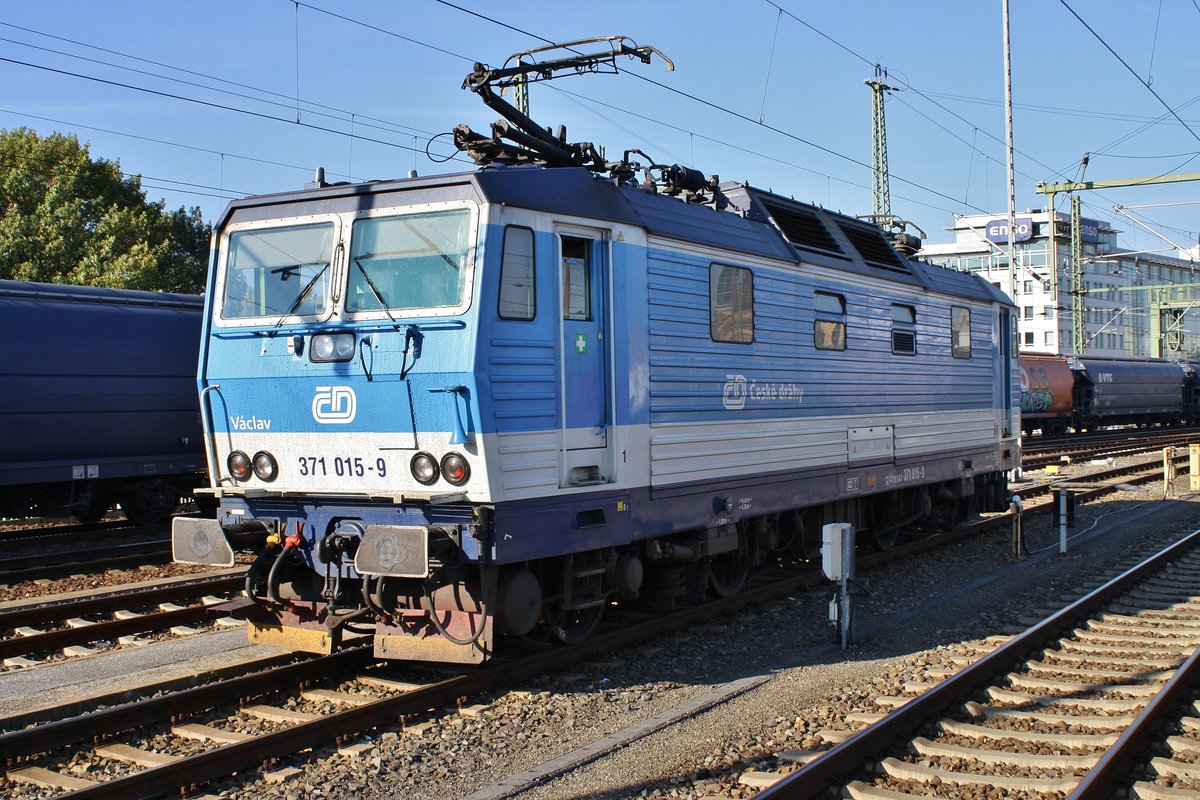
[176,166,1018,663]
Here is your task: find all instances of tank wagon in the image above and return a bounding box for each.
[173,38,1019,663]
[0,281,205,523]
[1019,353,1198,435]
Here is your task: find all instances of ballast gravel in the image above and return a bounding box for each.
[197,478,1200,800]
[4,463,1198,800]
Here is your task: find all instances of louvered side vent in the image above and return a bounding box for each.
[761,201,844,256]
[892,329,916,355]
[837,222,910,274]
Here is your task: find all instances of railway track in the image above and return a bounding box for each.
[0,540,172,586]
[0,437,1171,588]
[0,445,1191,796]
[732,527,1200,799]
[0,519,135,544]
[0,557,829,798]
[0,473,1188,798]
[0,444,1175,672]
[0,514,210,586]
[1014,448,1189,503]
[0,571,244,667]
[1025,426,1200,452]
[0,447,1129,675]
[1023,427,1200,470]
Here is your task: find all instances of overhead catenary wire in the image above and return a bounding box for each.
[6,1,1192,255]
[762,0,1080,187]
[919,88,1200,129]
[433,0,991,214]
[0,19,436,139]
[7,3,964,215]
[0,56,466,162]
[0,149,253,198]
[764,0,1200,253]
[1058,0,1200,146]
[0,107,356,181]
[0,33,436,142]
[546,84,966,218]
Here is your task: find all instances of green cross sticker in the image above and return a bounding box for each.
[575,333,588,354]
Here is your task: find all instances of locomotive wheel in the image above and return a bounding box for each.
[869,495,902,550]
[542,595,604,645]
[871,526,899,551]
[707,547,750,598]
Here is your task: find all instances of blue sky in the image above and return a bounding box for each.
[3,1,1199,253]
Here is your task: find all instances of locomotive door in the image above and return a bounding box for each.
[557,227,612,486]
[1000,308,1014,437]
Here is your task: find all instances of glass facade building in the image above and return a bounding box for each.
[921,210,1200,359]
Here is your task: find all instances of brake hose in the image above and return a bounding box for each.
[424,558,489,647]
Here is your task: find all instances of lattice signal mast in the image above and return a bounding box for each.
[862,66,923,254]
[865,64,898,229]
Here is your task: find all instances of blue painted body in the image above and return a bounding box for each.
[197,167,1017,578]
[1072,355,1191,425]
[0,280,204,517]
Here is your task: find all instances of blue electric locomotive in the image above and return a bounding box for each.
[174,38,1018,663]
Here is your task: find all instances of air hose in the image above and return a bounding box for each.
[423,558,489,647]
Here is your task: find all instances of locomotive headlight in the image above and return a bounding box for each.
[310,332,356,363]
[227,451,252,482]
[252,451,278,482]
[410,452,439,485]
[441,452,470,486]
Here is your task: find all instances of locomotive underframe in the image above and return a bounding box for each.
[180,449,1010,663]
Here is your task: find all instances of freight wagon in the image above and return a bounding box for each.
[0,281,205,523]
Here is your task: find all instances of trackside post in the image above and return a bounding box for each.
[822,523,855,650]
[1190,444,1200,493]
[1010,495,1024,559]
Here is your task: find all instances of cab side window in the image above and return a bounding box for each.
[498,226,535,320]
[814,292,846,351]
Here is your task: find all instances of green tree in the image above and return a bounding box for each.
[0,127,210,293]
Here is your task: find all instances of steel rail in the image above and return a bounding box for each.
[1023,439,1194,469]
[1013,450,1188,501]
[753,526,1200,799]
[34,588,797,799]
[0,520,135,544]
[0,648,375,762]
[0,574,243,630]
[0,605,215,662]
[16,493,1133,799]
[1024,426,1200,453]
[0,544,172,585]
[1068,635,1200,798]
[0,540,169,571]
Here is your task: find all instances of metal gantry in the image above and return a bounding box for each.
[1035,170,1200,355]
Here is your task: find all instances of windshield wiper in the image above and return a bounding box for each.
[353,257,402,328]
[272,262,329,331]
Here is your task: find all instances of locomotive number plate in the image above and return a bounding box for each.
[297,455,390,478]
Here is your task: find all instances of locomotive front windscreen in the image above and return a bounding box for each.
[346,210,471,312]
[221,223,335,319]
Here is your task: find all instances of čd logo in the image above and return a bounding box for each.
[312,386,357,424]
